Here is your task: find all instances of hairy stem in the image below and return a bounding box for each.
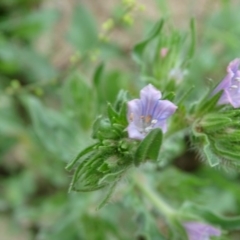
[132,171,175,217]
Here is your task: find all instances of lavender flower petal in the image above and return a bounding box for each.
[227,58,240,73]
[154,120,167,133]
[140,84,162,101]
[127,99,142,124]
[127,122,144,140]
[140,84,162,117]
[153,100,178,120]
[127,84,177,140]
[184,222,221,240]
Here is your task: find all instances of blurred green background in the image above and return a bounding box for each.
[1,0,240,239]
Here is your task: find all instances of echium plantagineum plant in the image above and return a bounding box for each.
[66,19,240,240]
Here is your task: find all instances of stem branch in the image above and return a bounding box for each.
[132,171,175,217]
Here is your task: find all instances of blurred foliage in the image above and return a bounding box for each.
[1,0,240,239]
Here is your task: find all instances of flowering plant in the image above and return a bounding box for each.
[3,1,240,239]
[67,54,240,238]
[65,18,240,240]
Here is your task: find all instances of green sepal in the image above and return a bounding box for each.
[203,144,220,167]
[68,152,102,191]
[134,128,163,166]
[92,117,121,140]
[192,123,220,167]
[97,162,110,173]
[97,181,118,210]
[118,101,128,126]
[200,115,232,133]
[72,184,107,192]
[114,90,128,112]
[107,102,119,123]
[98,169,125,185]
[92,116,103,139]
[220,129,240,141]
[213,141,240,162]
[65,143,98,170]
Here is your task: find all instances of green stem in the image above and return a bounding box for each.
[132,172,175,217]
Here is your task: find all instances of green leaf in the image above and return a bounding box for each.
[185,18,196,64]
[197,90,223,115]
[0,9,59,40]
[67,4,98,52]
[134,129,163,166]
[176,85,195,105]
[135,212,167,240]
[163,92,175,102]
[63,73,94,129]
[132,19,164,65]
[93,62,104,88]
[20,95,76,161]
[181,202,240,231]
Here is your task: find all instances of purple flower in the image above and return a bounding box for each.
[127,84,177,140]
[184,222,221,240]
[213,58,240,108]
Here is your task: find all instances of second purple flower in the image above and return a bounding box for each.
[127,84,177,140]
[213,58,240,108]
[184,222,221,240]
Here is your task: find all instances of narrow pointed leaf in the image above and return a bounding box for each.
[181,202,240,231]
[118,102,128,125]
[107,102,119,123]
[134,128,163,166]
[93,62,104,87]
[197,91,223,114]
[132,19,164,65]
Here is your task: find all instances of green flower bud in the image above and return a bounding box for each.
[123,14,134,26]
[102,18,114,31]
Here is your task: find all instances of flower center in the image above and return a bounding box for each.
[140,115,158,134]
[129,113,158,134]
